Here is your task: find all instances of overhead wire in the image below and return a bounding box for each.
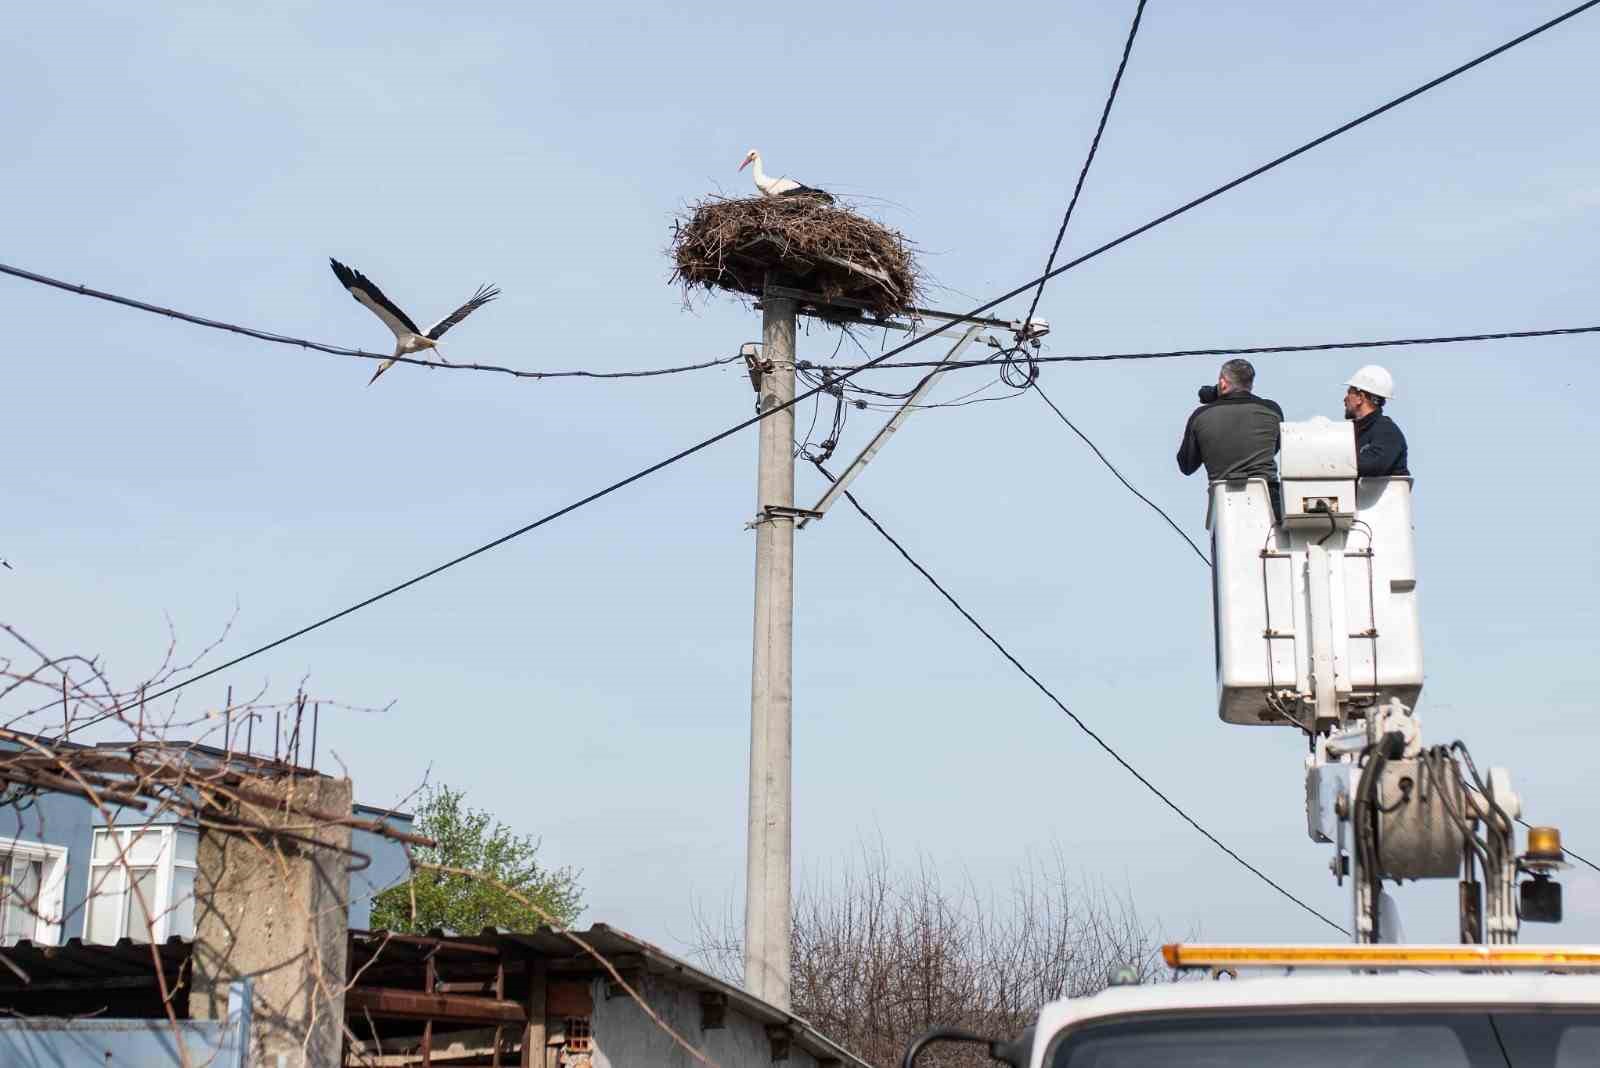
[823,325,974,404]
[974,0,1305,925]
[850,372,1011,411]
[857,381,1013,411]
[914,0,1593,916]
[993,0,1146,394]
[826,322,1600,373]
[817,319,1600,555]
[1017,0,1150,344]
[1516,816,1600,877]
[797,371,851,465]
[799,328,1020,414]
[37,252,1590,397]
[794,330,859,462]
[795,392,823,457]
[1005,0,1200,569]
[61,0,1600,732]
[795,331,852,461]
[812,460,1348,936]
[1032,380,1212,565]
[0,262,744,382]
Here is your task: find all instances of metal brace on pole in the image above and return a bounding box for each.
[797,324,986,529]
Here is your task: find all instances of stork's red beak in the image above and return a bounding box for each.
[738,157,752,172]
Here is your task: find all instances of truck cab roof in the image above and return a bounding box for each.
[1029,973,1600,1068]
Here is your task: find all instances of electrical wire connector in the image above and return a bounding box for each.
[1009,317,1050,347]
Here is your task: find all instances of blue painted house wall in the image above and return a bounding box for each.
[0,747,412,943]
[349,803,416,930]
[0,787,97,940]
[0,980,251,1067]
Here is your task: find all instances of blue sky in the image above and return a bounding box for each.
[5,0,1599,953]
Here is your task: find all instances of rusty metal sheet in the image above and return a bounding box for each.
[546,979,593,1018]
[345,986,525,1025]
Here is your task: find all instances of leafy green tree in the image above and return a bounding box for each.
[370,784,583,934]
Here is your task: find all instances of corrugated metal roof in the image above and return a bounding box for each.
[504,924,870,1066]
[354,924,872,1066]
[0,936,191,1017]
[0,924,870,1066]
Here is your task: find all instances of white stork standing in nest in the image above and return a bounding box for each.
[329,259,501,385]
[738,149,833,203]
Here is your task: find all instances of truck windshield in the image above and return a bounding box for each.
[1050,1011,1600,1067]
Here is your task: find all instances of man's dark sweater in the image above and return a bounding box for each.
[1353,410,1409,477]
[1176,391,1284,481]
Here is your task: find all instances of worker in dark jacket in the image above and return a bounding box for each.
[1342,365,1409,477]
[1177,359,1284,516]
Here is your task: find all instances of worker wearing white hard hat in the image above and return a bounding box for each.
[1343,365,1409,477]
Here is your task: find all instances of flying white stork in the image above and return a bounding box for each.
[328,259,501,385]
[737,149,833,203]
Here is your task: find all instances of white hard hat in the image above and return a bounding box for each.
[1345,364,1395,399]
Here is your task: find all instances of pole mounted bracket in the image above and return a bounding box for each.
[745,505,824,530]
[740,342,768,393]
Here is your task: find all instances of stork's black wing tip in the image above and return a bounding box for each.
[779,186,835,204]
[329,258,357,287]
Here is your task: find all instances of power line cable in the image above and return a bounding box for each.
[1016,14,1597,860]
[1030,0,1599,895]
[993,0,1600,311]
[814,461,1347,936]
[1031,380,1212,565]
[1017,0,1582,913]
[64,0,1599,730]
[825,323,1600,373]
[1020,0,1149,333]
[0,262,743,382]
[1012,0,1199,566]
[10,2,1597,394]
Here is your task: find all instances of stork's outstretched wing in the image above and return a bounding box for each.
[329,259,423,339]
[427,284,500,340]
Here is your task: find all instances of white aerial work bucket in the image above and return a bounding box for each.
[1208,417,1422,727]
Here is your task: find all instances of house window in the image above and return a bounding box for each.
[0,839,69,946]
[84,827,198,944]
[563,1017,593,1054]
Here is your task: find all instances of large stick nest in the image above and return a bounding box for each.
[670,195,922,316]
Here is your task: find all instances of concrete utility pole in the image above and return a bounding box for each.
[744,292,796,1010]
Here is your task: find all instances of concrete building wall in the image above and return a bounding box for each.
[590,975,828,1068]
[191,774,352,1068]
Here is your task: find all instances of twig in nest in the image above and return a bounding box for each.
[670,194,922,317]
